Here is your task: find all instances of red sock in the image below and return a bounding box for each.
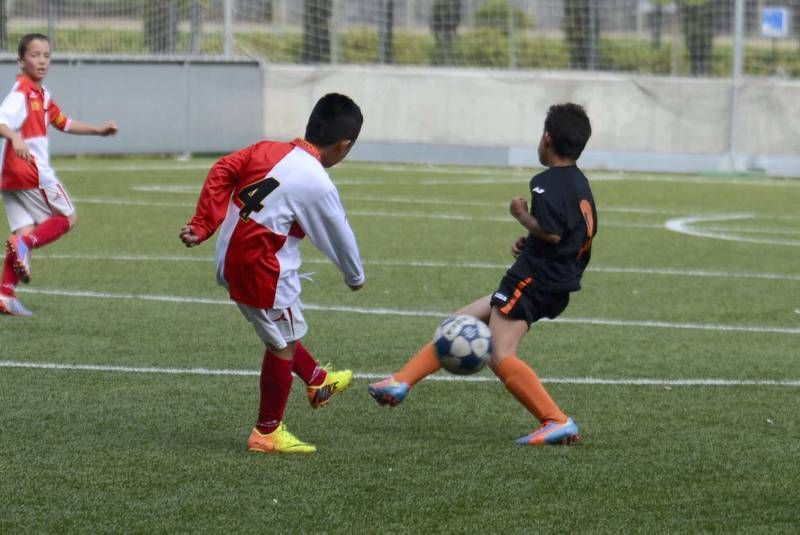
[26,216,70,249]
[255,351,294,434]
[1,252,18,297]
[292,342,326,386]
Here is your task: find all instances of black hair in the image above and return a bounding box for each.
[305,93,363,147]
[544,103,591,161]
[18,33,50,59]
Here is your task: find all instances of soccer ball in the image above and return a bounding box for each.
[433,315,492,375]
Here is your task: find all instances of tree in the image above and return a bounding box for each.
[473,0,534,35]
[378,0,395,64]
[144,0,179,54]
[431,0,461,65]
[564,0,599,70]
[679,0,714,76]
[0,0,6,52]
[649,0,670,49]
[302,0,332,63]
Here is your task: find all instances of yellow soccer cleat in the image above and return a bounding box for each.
[306,367,353,409]
[246,423,316,454]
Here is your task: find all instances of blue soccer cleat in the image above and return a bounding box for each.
[0,294,33,316]
[6,235,31,283]
[368,376,410,407]
[515,417,580,446]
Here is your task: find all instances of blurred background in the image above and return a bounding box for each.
[0,0,797,175]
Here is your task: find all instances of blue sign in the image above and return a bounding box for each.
[761,7,790,38]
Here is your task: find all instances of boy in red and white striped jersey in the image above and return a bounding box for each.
[0,33,117,316]
[180,93,365,453]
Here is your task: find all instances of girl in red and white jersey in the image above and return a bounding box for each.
[0,33,117,316]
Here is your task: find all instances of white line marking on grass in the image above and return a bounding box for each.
[74,196,194,208]
[701,225,800,236]
[2,360,799,387]
[665,214,800,247]
[132,184,200,193]
[33,253,800,282]
[70,196,661,228]
[16,287,800,335]
[130,186,688,217]
[58,163,211,172]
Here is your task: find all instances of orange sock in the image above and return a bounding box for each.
[494,355,567,424]
[394,342,441,387]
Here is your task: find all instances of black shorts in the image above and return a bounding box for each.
[489,274,570,326]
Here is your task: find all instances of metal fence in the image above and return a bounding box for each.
[2,1,798,79]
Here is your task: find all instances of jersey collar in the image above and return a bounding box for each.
[291,138,321,162]
[17,74,43,93]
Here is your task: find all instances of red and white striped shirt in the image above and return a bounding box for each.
[188,138,365,309]
[0,74,71,190]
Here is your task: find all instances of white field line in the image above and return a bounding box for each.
[701,225,800,236]
[59,163,212,172]
[1,360,799,387]
[55,160,799,187]
[129,186,800,226]
[70,196,662,228]
[16,287,800,335]
[665,214,800,247]
[32,253,800,282]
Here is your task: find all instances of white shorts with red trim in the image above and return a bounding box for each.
[1,184,75,231]
[236,299,308,350]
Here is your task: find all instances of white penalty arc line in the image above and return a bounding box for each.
[2,360,799,387]
[32,253,800,282]
[16,287,800,335]
[665,214,800,247]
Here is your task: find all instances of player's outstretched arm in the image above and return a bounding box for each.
[181,146,254,247]
[66,120,118,136]
[296,189,365,291]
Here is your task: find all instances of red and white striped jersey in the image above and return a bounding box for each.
[0,74,71,191]
[188,138,365,309]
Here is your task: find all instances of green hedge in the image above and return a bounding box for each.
[8,27,799,78]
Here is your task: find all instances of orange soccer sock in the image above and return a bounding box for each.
[495,355,567,424]
[394,342,441,387]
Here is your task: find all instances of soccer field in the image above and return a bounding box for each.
[2,158,799,532]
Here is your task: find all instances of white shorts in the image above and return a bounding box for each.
[2,184,75,232]
[236,300,308,350]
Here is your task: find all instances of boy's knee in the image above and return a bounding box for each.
[67,213,78,228]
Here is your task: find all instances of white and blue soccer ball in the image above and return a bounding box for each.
[433,315,493,375]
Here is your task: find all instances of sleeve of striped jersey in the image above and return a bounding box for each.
[0,91,27,130]
[47,100,71,131]
[188,145,255,242]
[296,188,365,287]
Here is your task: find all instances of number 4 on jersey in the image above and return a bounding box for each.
[238,177,280,222]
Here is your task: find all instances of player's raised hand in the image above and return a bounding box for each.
[179,225,201,247]
[511,235,526,257]
[99,121,118,136]
[509,197,529,219]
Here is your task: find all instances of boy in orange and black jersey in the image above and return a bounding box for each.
[369,103,597,446]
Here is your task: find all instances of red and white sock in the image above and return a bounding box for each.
[292,342,326,386]
[26,215,71,249]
